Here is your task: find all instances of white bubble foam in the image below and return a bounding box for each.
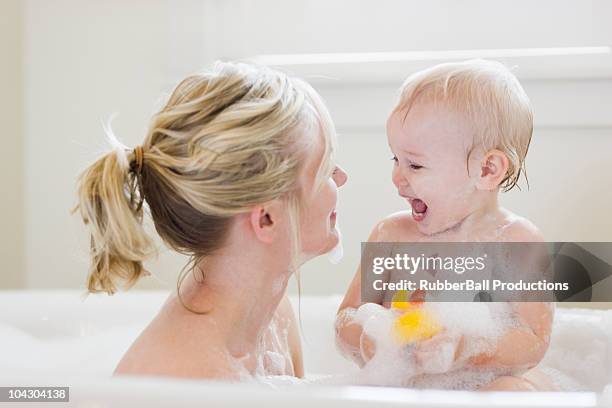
[343,302,520,389]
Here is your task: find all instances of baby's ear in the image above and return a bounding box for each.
[476,149,510,191]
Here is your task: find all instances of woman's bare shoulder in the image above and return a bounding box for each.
[113,304,238,380]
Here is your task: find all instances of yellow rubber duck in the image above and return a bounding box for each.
[391,290,441,345]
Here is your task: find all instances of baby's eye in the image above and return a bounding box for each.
[390,156,399,165]
[409,164,423,170]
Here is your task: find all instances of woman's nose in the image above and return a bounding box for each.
[333,165,348,187]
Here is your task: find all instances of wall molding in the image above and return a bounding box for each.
[261,53,612,85]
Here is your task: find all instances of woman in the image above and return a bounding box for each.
[73,62,347,380]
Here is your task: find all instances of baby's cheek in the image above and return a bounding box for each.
[415,175,443,202]
[435,172,473,203]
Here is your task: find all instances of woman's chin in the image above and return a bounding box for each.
[323,232,340,254]
[313,234,339,257]
[300,228,340,261]
[299,240,337,264]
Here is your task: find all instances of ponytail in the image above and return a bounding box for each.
[72,146,154,294]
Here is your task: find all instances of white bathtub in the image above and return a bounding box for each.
[0,290,610,407]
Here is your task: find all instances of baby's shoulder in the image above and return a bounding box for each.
[497,211,544,243]
[369,211,420,242]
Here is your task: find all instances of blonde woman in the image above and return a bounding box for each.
[73,62,347,380]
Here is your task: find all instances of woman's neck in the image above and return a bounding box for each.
[177,244,292,365]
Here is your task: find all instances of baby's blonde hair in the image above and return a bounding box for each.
[73,62,336,303]
[394,59,533,191]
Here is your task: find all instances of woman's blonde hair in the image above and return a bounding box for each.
[72,62,336,304]
[394,59,533,191]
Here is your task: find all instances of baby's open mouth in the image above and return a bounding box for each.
[409,198,428,222]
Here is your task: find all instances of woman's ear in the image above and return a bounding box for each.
[476,149,510,191]
[249,200,285,244]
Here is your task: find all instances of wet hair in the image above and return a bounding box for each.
[72,62,336,304]
[394,59,533,191]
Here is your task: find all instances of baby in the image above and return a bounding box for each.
[335,60,556,391]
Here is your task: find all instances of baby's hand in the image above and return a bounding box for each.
[413,330,463,374]
[360,332,377,363]
[335,303,391,367]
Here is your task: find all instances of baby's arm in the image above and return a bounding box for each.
[335,266,369,365]
[470,302,553,370]
[335,217,393,366]
[455,222,554,372]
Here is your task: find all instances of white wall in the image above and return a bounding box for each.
[23,0,211,289]
[15,0,612,297]
[0,0,25,289]
[211,0,612,57]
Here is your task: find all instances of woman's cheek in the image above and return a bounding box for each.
[317,180,334,211]
[328,180,339,208]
